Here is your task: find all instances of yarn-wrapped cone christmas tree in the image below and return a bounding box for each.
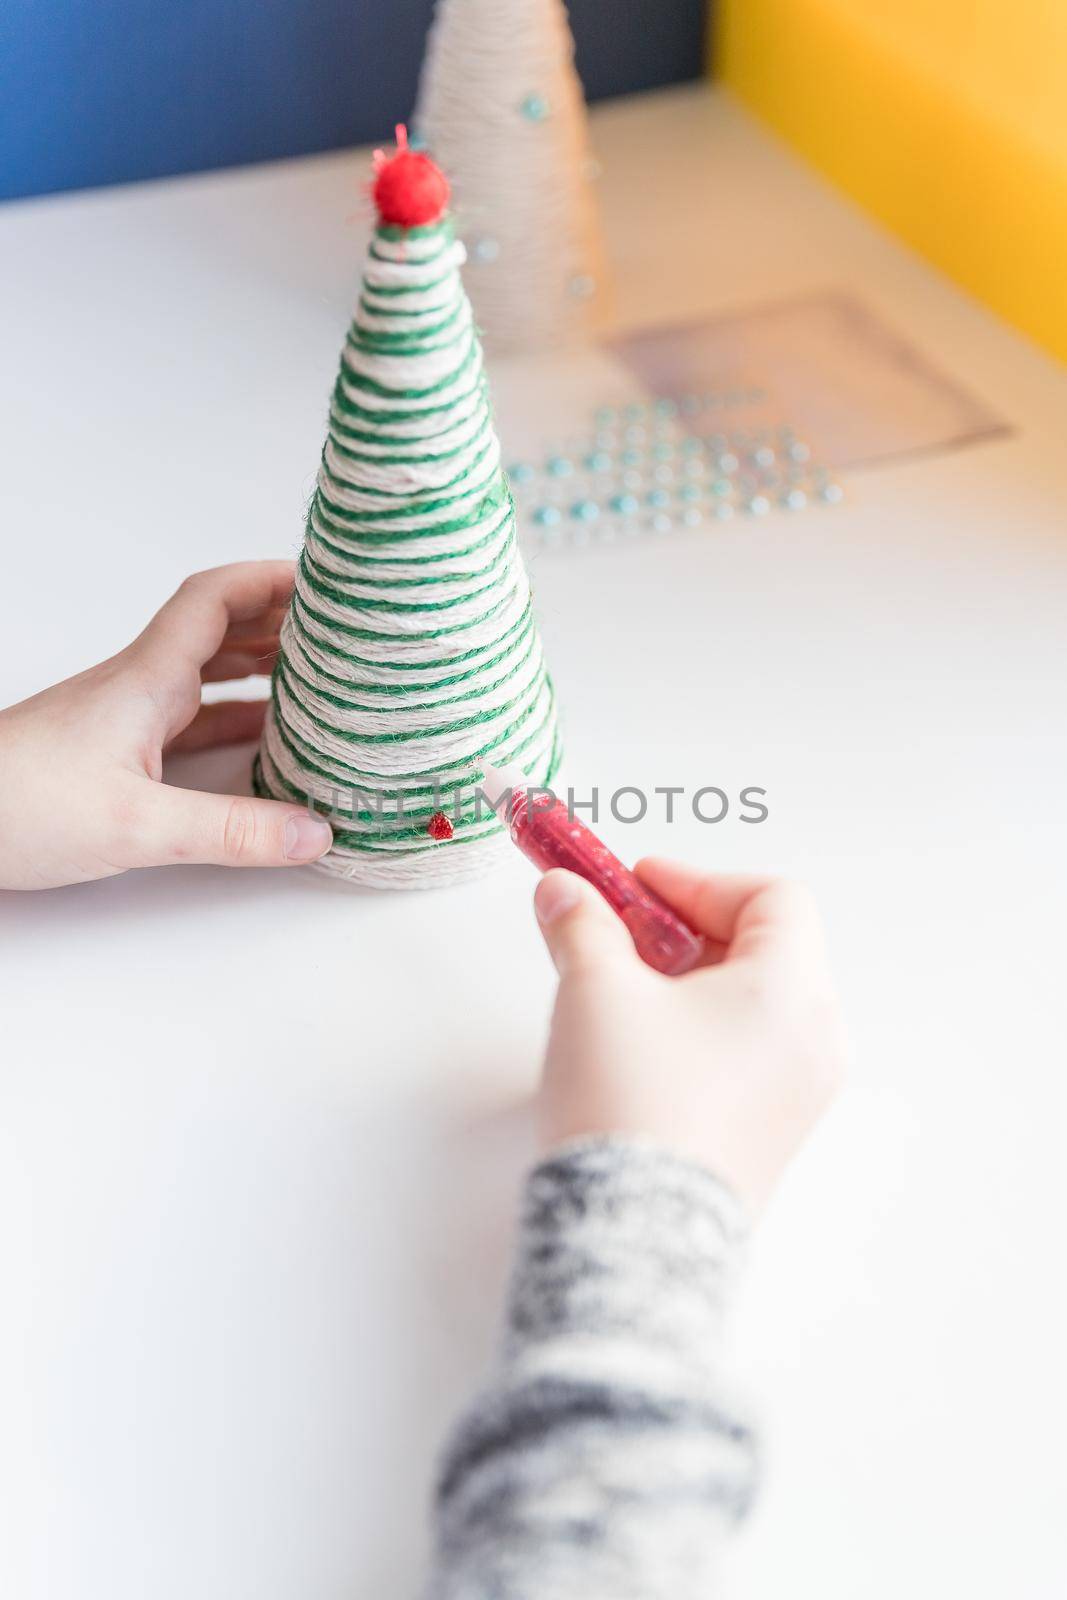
[414,0,606,353]
[253,131,562,888]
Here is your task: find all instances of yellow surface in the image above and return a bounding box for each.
[715,0,1067,363]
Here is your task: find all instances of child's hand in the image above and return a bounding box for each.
[0,562,333,890]
[533,860,847,1213]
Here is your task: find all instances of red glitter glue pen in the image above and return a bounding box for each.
[481,764,705,977]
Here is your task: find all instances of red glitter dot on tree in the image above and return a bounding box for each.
[427,811,454,842]
[372,125,451,228]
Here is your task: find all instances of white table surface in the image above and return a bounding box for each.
[2,84,1065,1600]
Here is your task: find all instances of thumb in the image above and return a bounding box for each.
[141,783,334,869]
[534,869,635,979]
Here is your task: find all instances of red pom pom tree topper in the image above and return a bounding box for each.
[372,125,451,228]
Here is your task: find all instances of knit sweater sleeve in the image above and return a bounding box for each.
[426,1137,759,1600]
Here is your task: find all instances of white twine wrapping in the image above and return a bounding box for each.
[255,210,561,887]
[414,0,608,353]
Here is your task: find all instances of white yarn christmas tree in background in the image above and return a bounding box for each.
[414,0,607,354]
[254,132,562,888]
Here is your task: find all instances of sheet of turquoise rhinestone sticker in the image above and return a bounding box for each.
[507,391,843,551]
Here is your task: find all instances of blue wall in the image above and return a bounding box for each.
[0,1,708,202]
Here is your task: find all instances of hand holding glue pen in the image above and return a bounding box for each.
[477,762,848,1210]
[480,763,706,976]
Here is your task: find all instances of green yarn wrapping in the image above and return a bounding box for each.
[254,215,562,885]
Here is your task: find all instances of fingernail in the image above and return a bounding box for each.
[534,872,581,927]
[284,813,333,862]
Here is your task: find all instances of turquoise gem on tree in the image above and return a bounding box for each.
[520,93,550,122]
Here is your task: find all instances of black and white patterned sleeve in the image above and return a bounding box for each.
[426,1137,759,1600]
